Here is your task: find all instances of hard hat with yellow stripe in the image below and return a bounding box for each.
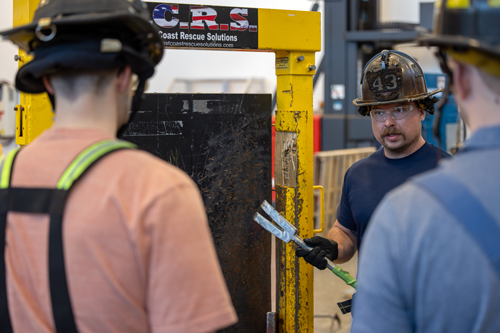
[416,0,500,143]
[419,0,500,74]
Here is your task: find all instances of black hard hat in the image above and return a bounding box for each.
[418,0,500,57]
[0,0,164,94]
[353,50,442,116]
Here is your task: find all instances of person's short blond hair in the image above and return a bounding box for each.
[49,70,117,102]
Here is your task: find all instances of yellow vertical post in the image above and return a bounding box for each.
[13,0,53,146]
[274,51,316,332]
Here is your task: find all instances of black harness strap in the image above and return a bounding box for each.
[47,191,75,333]
[1,188,74,333]
[8,188,66,214]
[0,190,12,333]
[0,140,135,332]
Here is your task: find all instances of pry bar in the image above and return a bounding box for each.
[253,200,358,290]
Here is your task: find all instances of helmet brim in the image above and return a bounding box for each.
[352,88,443,107]
[1,11,163,65]
[417,33,500,58]
[15,41,156,94]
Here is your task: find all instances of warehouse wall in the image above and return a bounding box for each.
[379,0,421,24]
[0,0,18,84]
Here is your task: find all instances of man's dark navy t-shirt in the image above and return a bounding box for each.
[337,142,451,249]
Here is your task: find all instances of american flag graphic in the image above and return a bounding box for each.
[153,4,179,28]
[190,6,219,30]
[230,9,249,31]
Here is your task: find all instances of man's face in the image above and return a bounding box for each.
[371,101,425,155]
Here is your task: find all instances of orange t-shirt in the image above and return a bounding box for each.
[6,128,237,333]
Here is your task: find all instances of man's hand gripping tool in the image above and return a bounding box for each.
[253,200,358,290]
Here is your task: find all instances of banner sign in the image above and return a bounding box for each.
[147,3,259,50]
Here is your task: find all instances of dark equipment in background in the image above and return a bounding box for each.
[275,1,457,152]
[421,73,461,152]
[321,1,440,150]
[120,93,272,333]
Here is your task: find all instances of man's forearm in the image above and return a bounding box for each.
[327,222,357,264]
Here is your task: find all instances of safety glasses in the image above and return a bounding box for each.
[370,104,414,122]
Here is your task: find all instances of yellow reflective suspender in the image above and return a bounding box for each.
[58,140,136,190]
[0,140,136,333]
[0,149,20,190]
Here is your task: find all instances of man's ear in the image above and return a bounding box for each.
[116,66,132,94]
[451,60,472,102]
[414,102,425,121]
[419,107,426,121]
[42,76,55,95]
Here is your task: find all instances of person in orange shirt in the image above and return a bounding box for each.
[0,1,237,332]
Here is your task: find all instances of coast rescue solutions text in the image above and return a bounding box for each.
[159,31,238,42]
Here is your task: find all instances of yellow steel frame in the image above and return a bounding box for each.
[274,49,316,332]
[13,0,53,146]
[11,3,320,331]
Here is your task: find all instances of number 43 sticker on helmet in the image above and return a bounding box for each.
[366,67,403,101]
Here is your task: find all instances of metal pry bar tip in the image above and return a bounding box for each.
[254,201,311,249]
[253,212,290,242]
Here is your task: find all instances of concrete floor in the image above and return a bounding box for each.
[313,253,357,333]
[270,235,358,333]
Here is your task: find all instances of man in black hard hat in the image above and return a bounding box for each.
[296,50,450,313]
[0,1,237,332]
[350,1,500,332]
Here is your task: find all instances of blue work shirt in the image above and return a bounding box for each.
[337,142,450,249]
[352,125,500,333]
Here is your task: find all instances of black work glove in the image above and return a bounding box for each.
[295,236,338,270]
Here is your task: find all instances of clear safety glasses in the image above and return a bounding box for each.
[370,104,414,122]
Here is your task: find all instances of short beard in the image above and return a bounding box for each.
[381,130,421,156]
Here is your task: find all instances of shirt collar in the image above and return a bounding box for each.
[461,125,500,152]
[380,141,429,165]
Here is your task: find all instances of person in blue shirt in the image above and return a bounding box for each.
[296,51,450,298]
[351,1,500,332]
